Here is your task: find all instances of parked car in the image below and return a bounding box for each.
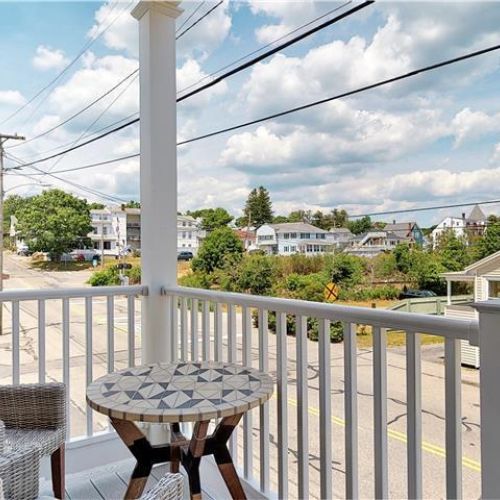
[177,251,194,261]
[16,245,31,256]
[399,289,437,299]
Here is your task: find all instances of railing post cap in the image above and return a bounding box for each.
[131,1,183,20]
[470,299,500,313]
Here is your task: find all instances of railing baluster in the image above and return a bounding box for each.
[38,299,46,383]
[228,303,237,460]
[277,311,288,499]
[107,295,114,373]
[406,331,422,499]
[373,327,388,499]
[171,296,179,362]
[85,297,93,436]
[242,306,253,480]
[319,318,332,499]
[215,302,223,362]
[191,298,199,361]
[296,315,309,499]
[445,338,462,499]
[259,309,270,494]
[62,298,70,439]
[202,300,210,361]
[127,295,135,367]
[180,297,188,361]
[12,300,20,385]
[344,322,358,499]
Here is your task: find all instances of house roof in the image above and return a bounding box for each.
[467,204,487,222]
[384,222,419,239]
[268,222,328,233]
[442,249,500,280]
[329,227,352,234]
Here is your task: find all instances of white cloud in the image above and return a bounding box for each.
[88,0,233,61]
[32,45,69,71]
[0,90,25,107]
[451,108,500,147]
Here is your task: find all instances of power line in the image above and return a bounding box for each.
[13,0,370,168]
[14,0,355,154]
[7,69,139,150]
[0,0,132,127]
[176,0,224,40]
[6,153,139,176]
[176,42,500,146]
[348,199,500,219]
[177,0,372,102]
[176,1,206,34]
[178,0,353,96]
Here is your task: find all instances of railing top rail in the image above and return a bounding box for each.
[0,285,147,301]
[165,286,479,343]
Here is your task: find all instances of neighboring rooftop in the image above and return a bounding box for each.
[267,222,329,233]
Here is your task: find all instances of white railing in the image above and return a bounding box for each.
[163,285,481,499]
[0,285,146,440]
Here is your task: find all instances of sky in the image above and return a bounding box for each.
[0,0,500,226]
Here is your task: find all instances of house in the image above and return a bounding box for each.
[89,210,206,256]
[443,249,500,367]
[345,230,405,257]
[328,227,354,248]
[384,221,425,246]
[256,222,334,255]
[177,214,205,255]
[233,227,257,250]
[431,204,487,248]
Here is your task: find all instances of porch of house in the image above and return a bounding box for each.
[4,1,500,499]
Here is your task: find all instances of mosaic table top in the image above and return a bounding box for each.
[87,361,274,423]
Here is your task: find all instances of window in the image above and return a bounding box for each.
[92,227,98,234]
[291,245,296,252]
[103,241,111,250]
[489,281,500,298]
[103,226,108,235]
[182,221,186,227]
[188,232,192,239]
[259,235,273,241]
[283,233,290,239]
[301,233,311,239]
[284,246,289,252]
[290,232,297,238]
[93,242,99,249]
[182,232,186,239]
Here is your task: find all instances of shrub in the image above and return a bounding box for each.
[236,255,275,295]
[178,271,212,289]
[338,285,400,301]
[325,253,365,288]
[88,266,120,286]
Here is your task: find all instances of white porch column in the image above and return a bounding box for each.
[471,300,500,499]
[446,280,452,306]
[132,1,182,365]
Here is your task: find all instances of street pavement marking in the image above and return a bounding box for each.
[282,396,481,473]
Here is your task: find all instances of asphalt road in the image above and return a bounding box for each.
[1,253,481,499]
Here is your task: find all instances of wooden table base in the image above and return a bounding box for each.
[110,414,246,500]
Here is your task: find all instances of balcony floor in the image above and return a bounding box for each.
[39,459,215,500]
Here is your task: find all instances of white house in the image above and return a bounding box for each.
[89,209,206,256]
[432,204,487,248]
[345,230,405,258]
[328,227,353,248]
[443,249,500,367]
[256,222,334,255]
[177,214,205,254]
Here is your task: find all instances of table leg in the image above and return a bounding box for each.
[110,418,155,500]
[211,414,247,500]
[170,423,182,473]
[183,420,210,500]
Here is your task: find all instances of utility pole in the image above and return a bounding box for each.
[0,133,25,334]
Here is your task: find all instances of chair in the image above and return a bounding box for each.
[0,383,66,499]
[141,473,184,500]
[0,420,41,500]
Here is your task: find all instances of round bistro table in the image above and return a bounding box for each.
[86,361,274,500]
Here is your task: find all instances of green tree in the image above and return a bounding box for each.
[393,243,412,274]
[326,253,365,287]
[16,189,92,258]
[287,210,312,224]
[88,202,105,210]
[475,218,500,259]
[236,255,275,295]
[347,216,372,235]
[272,215,288,224]
[188,208,233,231]
[3,194,28,235]
[329,208,349,228]
[408,250,446,294]
[435,230,469,271]
[123,200,140,208]
[311,210,330,230]
[243,186,273,227]
[192,227,244,273]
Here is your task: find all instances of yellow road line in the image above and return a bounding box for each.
[281,396,481,473]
